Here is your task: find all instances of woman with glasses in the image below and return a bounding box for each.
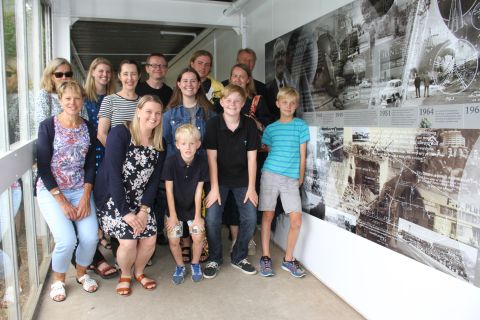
[34,58,76,132]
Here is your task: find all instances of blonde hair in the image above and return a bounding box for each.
[175,123,201,142]
[40,57,72,92]
[84,57,116,102]
[57,80,84,99]
[277,86,299,102]
[129,95,164,151]
[221,84,247,102]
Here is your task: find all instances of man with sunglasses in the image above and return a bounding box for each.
[135,53,173,107]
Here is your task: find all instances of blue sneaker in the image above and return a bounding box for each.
[191,263,203,282]
[172,265,186,284]
[259,256,275,277]
[281,258,306,278]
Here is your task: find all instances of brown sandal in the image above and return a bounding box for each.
[116,276,132,296]
[135,274,156,290]
[92,260,118,279]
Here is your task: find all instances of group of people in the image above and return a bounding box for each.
[34,48,310,302]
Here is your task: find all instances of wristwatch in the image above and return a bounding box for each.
[51,189,61,196]
[140,206,151,214]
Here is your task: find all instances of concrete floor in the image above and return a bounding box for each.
[34,229,364,320]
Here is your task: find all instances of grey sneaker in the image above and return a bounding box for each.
[191,263,203,282]
[172,265,186,284]
[248,239,256,256]
[204,261,220,279]
[259,256,275,277]
[281,258,306,278]
[231,258,257,275]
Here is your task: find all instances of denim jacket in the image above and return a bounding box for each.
[163,105,216,157]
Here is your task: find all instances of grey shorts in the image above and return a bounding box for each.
[258,171,302,214]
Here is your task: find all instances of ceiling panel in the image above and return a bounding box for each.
[71,20,205,73]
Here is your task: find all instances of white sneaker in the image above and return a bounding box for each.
[248,239,256,256]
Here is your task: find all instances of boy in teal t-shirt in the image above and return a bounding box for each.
[258,86,310,278]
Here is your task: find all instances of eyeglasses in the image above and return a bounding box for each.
[53,71,73,78]
[147,64,167,69]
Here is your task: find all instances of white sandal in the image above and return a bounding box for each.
[77,274,98,293]
[50,281,66,302]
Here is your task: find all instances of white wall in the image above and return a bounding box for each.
[166,28,241,87]
[243,1,480,319]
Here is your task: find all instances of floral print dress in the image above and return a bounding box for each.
[98,140,160,239]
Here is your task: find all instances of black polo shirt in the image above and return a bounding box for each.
[135,81,173,107]
[204,114,260,187]
[161,153,209,221]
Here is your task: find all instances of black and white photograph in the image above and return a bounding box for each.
[302,125,480,286]
[265,0,420,112]
[403,0,480,107]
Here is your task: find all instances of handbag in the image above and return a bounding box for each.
[248,95,268,153]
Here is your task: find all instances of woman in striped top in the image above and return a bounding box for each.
[97,59,140,146]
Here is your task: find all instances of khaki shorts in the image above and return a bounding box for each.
[258,171,302,214]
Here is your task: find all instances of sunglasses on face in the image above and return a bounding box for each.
[53,71,73,78]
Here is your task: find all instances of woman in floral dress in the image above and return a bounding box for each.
[94,95,166,296]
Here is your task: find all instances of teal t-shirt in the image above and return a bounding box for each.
[261,118,310,179]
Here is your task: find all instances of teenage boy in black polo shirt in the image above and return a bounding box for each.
[161,124,209,284]
[203,84,260,278]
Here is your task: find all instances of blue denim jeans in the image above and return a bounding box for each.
[205,186,257,264]
[36,188,98,273]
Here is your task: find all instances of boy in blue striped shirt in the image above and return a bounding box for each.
[258,87,310,278]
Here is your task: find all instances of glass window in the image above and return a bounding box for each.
[3,0,20,145]
[12,178,32,319]
[26,0,35,139]
[32,164,51,277]
[0,187,18,319]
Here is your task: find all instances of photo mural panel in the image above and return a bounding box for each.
[266,0,480,287]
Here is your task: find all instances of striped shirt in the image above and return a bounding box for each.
[262,118,310,179]
[98,93,139,128]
